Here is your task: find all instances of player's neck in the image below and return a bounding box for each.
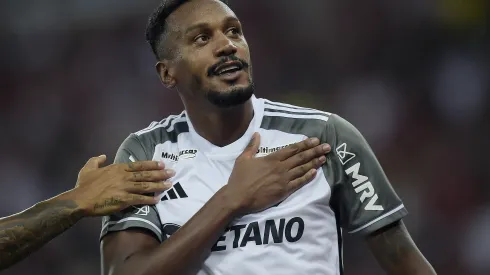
[185,99,254,147]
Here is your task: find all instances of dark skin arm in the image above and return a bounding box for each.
[102,189,238,275]
[0,196,83,270]
[366,220,436,275]
[0,156,170,271]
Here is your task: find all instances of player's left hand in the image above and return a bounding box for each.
[221,134,331,216]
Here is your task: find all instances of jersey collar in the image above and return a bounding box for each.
[185,95,264,160]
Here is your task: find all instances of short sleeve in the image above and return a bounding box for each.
[325,115,408,235]
[99,134,164,242]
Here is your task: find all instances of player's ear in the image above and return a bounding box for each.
[156,60,177,89]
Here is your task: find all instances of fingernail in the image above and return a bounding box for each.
[319,156,326,163]
[322,144,331,152]
[308,138,319,145]
[164,182,173,187]
[165,169,175,177]
[158,161,164,168]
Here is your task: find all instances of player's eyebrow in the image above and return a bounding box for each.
[184,16,240,35]
[185,23,209,35]
[223,16,240,25]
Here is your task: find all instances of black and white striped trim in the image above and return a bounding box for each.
[135,121,159,134]
[101,217,162,236]
[135,111,187,136]
[264,100,331,123]
[348,204,405,234]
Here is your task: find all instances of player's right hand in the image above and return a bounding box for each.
[67,155,174,216]
[223,133,331,216]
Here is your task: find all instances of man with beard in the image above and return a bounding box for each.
[100,1,436,274]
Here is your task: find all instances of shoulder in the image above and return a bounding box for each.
[262,98,333,123]
[131,111,189,143]
[116,111,188,157]
[260,98,340,136]
[259,98,363,145]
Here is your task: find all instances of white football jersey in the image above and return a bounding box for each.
[101,95,407,275]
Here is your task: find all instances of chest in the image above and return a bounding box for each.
[151,133,332,242]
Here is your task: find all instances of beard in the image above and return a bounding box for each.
[205,82,255,108]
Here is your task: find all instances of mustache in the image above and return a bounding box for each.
[207,56,249,77]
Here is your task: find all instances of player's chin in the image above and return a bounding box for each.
[212,81,253,95]
[206,83,254,108]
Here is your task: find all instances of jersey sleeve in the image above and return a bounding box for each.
[99,134,164,242]
[325,114,408,235]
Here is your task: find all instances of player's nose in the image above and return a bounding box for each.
[213,34,237,57]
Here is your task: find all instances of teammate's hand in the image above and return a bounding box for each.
[223,133,331,215]
[66,155,173,216]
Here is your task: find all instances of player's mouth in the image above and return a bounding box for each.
[208,58,249,82]
[212,61,244,81]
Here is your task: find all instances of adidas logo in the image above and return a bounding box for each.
[161,182,188,201]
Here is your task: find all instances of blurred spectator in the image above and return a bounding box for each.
[0,0,488,274]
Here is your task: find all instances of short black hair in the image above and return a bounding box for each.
[145,0,229,60]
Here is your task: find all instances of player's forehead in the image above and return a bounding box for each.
[167,0,238,33]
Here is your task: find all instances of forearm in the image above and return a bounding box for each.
[117,189,238,275]
[0,191,84,270]
[366,221,436,275]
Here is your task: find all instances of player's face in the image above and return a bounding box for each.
[167,0,254,108]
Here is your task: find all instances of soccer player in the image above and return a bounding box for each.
[100,0,436,274]
[0,155,171,270]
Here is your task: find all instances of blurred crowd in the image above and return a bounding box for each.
[0,0,488,274]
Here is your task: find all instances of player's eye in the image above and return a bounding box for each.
[227,27,241,37]
[194,34,210,44]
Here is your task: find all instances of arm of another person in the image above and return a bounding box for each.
[0,155,169,271]
[325,114,436,274]
[101,133,330,275]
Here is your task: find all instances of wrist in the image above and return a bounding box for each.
[54,189,88,218]
[215,186,244,218]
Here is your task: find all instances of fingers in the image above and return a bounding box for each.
[269,138,320,161]
[288,169,318,193]
[287,155,326,181]
[282,143,331,169]
[82,155,107,171]
[130,169,175,182]
[125,194,160,206]
[126,181,173,194]
[125,161,164,172]
[239,132,261,159]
